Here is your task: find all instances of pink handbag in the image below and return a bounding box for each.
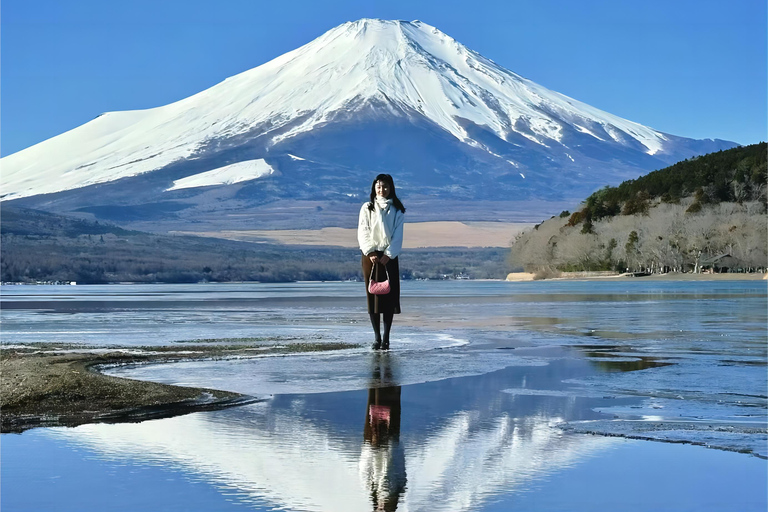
[368,264,391,295]
[369,404,391,425]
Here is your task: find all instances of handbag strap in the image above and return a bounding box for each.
[369,261,390,282]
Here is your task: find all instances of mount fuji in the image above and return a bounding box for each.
[1,19,736,231]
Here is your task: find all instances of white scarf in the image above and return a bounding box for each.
[374,198,394,242]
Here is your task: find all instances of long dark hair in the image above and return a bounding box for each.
[368,174,406,213]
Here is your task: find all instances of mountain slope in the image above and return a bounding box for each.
[1,19,736,229]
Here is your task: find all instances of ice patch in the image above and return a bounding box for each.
[437,333,469,347]
[502,387,604,398]
[106,335,548,396]
[561,419,768,459]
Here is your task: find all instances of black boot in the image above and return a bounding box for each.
[370,313,382,350]
[382,312,393,350]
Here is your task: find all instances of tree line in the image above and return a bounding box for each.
[569,142,766,232]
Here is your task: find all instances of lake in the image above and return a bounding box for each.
[2,280,766,511]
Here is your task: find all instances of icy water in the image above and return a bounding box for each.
[2,280,767,511]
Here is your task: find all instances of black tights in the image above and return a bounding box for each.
[369,312,394,343]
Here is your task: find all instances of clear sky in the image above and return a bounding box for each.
[1,0,766,156]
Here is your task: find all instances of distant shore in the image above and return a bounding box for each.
[506,271,767,282]
[0,341,357,433]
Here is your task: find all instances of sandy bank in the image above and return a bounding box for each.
[505,272,536,281]
[0,341,357,433]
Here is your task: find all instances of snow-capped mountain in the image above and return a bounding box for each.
[1,19,736,229]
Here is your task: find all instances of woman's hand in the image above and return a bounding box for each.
[369,254,379,264]
[379,255,390,266]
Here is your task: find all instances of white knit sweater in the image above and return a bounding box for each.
[357,199,405,259]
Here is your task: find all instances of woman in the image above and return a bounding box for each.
[357,174,405,350]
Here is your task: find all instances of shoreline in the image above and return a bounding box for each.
[506,271,767,282]
[0,341,358,433]
[4,271,765,287]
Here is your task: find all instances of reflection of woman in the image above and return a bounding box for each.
[360,354,406,511]
[357,174,406,350]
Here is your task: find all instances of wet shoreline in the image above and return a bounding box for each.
[0,341,358,433]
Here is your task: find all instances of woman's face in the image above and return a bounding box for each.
[375,180,391,198]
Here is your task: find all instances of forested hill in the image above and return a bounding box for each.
[510,143,767,275]
[571,142,766,227]
[1,206,141,238]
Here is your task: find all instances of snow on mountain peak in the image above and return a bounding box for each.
[3,19,675,200]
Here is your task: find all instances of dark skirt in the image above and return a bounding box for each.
[362,252,401,315]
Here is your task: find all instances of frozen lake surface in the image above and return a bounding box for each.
[2,280,767,511]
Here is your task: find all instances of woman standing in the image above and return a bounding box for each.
[358,174,406,350]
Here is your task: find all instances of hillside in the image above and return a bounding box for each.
[0,206,509,283]
[509,143,767,275]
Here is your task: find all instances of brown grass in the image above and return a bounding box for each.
[173,221,532,248]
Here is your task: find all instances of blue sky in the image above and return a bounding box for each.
[1,0,766,156]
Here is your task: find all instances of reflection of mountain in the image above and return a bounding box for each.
[48,359,619,511]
